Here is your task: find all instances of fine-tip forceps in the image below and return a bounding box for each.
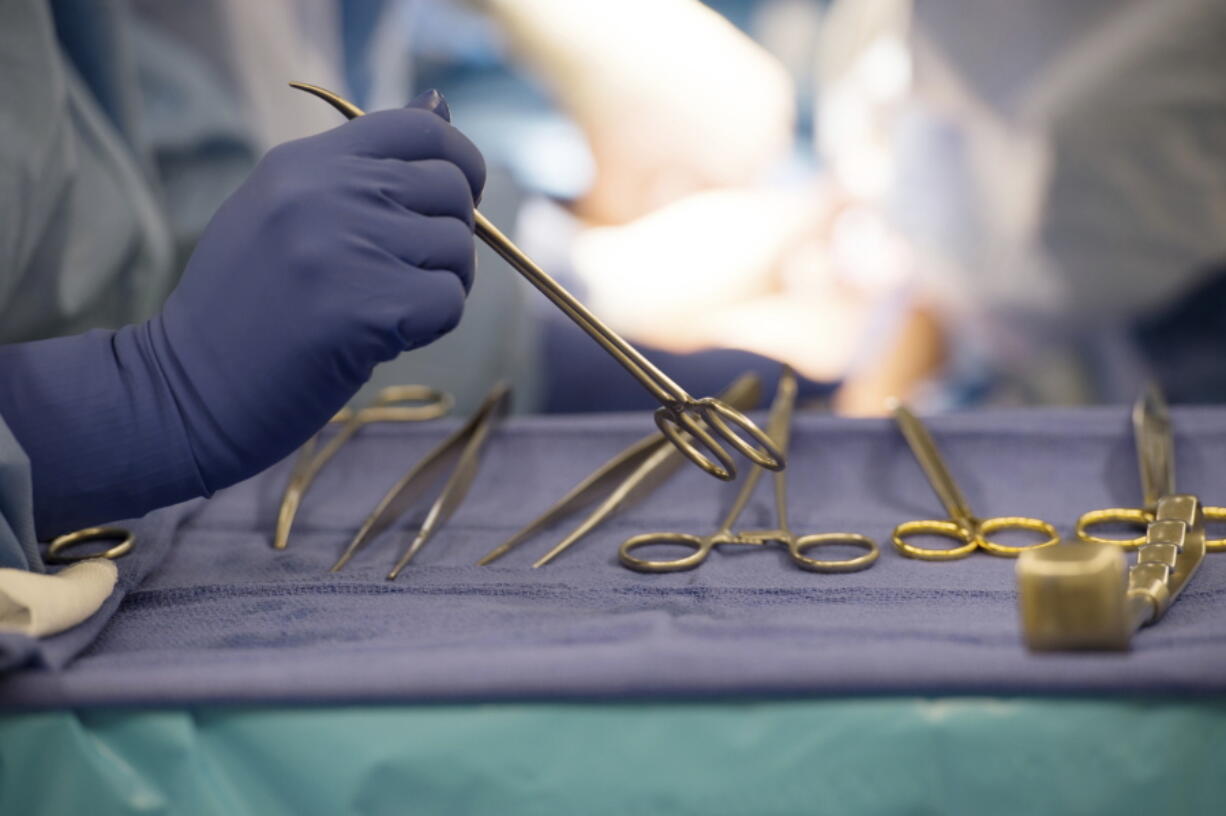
[619,368,879,573]
[477,372,764,568]
[287,81,783,483]
[889,400,1059,560]
[332,382,511,579]
[1018,497,1206,651]
[1075,385,1226,551]
[275,385,452,550]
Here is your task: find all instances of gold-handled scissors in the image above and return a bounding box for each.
[889,401,1059,559]
[1075,385,1226,551]
[44,527,134,563]
[333,381,510,579]
[275,385,452,550]
[288,81,783,483]
[619,368,878,573]
[477,372,763,568]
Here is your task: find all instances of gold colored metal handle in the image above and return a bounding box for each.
[1204,505,1226,552]
[976,517,1060,557]
[1075,507,1151,550]
[791,533,880,573]
[46,527,134,562]
[620,532,713,573]
[328,407,356,424]
[889,402,976,528]
[1078,505,1226,552]
[891,520,976,560]
[362,385,453,423]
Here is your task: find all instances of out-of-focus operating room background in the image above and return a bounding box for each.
[9,0,1226,415]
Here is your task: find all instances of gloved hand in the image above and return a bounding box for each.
[0,90,485,536]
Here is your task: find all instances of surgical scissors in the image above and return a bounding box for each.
[333,381,510,579]
[1075,385,1226,551]
[889,400,1059,559]
[619,368,878,573]
[44,527,134,563]
[275,385,452,550]
[288,81,784,483]
[477,372,763,568]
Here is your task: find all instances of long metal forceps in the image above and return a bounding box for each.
[275,386,452,549]
[477,372,763,568]
[1075,385,1226,551]
[333,382,511,579]
[288,81,784,483]
[889,401,1059,559]
[620,368,878,573]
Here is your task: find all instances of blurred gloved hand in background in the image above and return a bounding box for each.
[0,90,485,536]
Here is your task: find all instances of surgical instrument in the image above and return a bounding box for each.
[889,400,1059,560]
[477,372,763,568]
[275,385,452,550]
[620,368,878,573]
[333,382,510,579]
[1018,495,1206,651]
[45,527,134,563]
[288,81,784,483]
[1075,385,1226,551]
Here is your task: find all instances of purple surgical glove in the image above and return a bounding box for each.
[0,90,484,536]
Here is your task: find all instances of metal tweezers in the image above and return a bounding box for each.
[477,372,762,568]
[333,381,511,579]
[275,385,452,550]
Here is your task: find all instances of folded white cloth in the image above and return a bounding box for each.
[0,559,117,637]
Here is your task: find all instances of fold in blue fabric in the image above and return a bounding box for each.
[2,407,1226,707]
[0,499,195,673]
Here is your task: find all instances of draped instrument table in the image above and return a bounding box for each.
[2,409,1225,813]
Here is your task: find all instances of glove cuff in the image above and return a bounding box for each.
[0,325,208,536]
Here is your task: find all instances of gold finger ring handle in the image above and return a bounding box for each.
[892,520,976,560]
[1075,508,1150,550]
[46,527,134,563]
[1203,505,1226,552]
[976,517,1060,557]
[365,386,454,422]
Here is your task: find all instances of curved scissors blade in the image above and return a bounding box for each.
[1133,384,1175,510]
[275,416,358,550]
[274,388,450,550]
[888,400,975,528]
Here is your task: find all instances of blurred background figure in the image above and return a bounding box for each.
[9,0,1226,417]
[814,0,1226,410]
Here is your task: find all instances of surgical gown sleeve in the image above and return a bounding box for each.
[0,0,175,347]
